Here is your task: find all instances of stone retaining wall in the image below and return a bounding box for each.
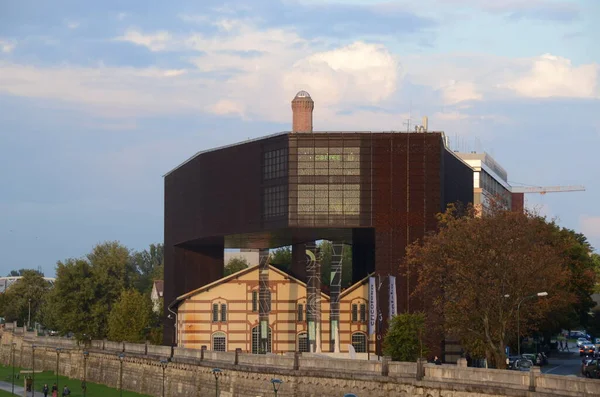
[1,331,598,397]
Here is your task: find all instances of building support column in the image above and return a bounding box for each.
[305,242,321,353]
[329,242,343,353]
[259,249,270,354]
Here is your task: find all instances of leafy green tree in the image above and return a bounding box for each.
[49,258,96,338]
[0,270,51,327]
[107,289,153,342]
[224,257,249,276]
[7,268,43,277]
[270,246,292,271]
[131,243,164,293]
[383,313,428,361]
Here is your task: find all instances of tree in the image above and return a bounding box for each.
[49,241,137,340]
[48,258,97,338]
[7,268,43,277]
[131,243,164,293]
[412,204,577,368]
[383,313,428,361]
[224,257,249,276]
[0,270,51,326]
[107,289,153,343]
[270,246,292,271]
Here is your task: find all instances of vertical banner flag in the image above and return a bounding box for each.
[368,277,377,336]
[389,276,397,319]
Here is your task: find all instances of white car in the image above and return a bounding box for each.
[578,338,591,347]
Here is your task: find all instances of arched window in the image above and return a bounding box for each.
[251,325,272,354]
[212,332,226,352]
[351,332,367,353]
[297,332,309,353]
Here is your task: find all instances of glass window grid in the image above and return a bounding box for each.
[359,304,366,322]
[298,332,309,353]
[351,304,358,322]
[252,291,258,312]
[351,333,367,353]
[263,148,288,180]
[264,185,287,218]
[297,304,304,322]
[212,304,219,322]
[212,333,226,352]
[220,304,227,322]
[251,326,272,354]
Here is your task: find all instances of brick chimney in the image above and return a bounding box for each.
[291,91,314,133]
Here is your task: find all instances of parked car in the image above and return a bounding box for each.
[515,358,533,371]
[521,353,545,366]
[580,343,596,356]
[578,338,591,347]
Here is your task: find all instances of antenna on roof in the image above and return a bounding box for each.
[403,101,412,132]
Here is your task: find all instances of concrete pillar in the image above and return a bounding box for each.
[329,242,343,353]
[258,249,270,354]
[529,366,540,392]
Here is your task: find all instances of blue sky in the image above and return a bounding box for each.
[0,0,598,276]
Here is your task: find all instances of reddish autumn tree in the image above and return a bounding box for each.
[410,203,579,368]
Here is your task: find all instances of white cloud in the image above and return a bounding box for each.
[66,21,80,30]
[116,12,128,21]
[209,99,245,116]
[581,216,600,239]
[0,39,16,53]
[506,54,599,98]
[441,80,482,104]
[115,29,172,52]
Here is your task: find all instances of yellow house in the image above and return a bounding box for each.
[175,265,374,354]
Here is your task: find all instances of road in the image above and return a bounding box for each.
[541,341,586,377]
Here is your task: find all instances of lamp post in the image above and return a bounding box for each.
[55,348,62,389]
[11,343,16,395]
[270,378,283,396]
[118,353,125,397]
[212,368,222,397]
[28,299,31,330]
[83,351,89,397]
[31,344,36,397]
[160,359,168,397]
[517,292,548,356]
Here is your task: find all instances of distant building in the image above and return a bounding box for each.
[151,280,164,313]
[173,265,371,355]
[455,152,519,212]
[0,276,55,294]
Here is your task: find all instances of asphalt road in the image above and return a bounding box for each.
[541,341,587,377]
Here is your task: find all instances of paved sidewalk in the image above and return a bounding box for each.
[0,380,47,396]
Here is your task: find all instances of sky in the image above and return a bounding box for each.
[0,0,599,277]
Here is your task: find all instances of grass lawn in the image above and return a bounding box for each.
[0,365,151,397]
[0,390,15,397]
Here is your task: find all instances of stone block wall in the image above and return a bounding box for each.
[1,332,599,397]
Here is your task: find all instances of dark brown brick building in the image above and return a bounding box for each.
[163,91,473,350]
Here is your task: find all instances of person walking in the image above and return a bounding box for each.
[51,383,58,397]
[42,384,49,397]
[61,385,70,396]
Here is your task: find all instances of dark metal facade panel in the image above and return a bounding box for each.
[163,131,473,346]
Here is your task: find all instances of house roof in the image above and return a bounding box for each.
[339,273,374,299]
[174,265,330,305]
[153,280,164,297]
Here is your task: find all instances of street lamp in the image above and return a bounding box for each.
[517,292,548,356]
[28,299,31,330]
[83,351,89,397]
[118,353,125,397]
[212,368,222,397]
[160,359,168,397]
[11,343,16,395]
[31,344,36,397]
[270,378,283,396]
[55,348,62,389]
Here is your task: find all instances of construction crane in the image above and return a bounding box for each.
[510,185,585,195]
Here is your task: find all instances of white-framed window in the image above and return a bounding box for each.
[352,332,367,353]
[297,332,309,353]
[212,332,226,352]
[251,325,272,354]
